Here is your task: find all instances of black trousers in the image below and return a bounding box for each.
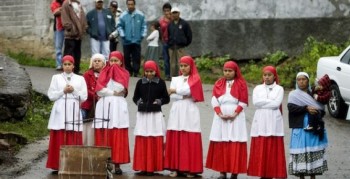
[64,39,81,74]
[123,43,141,76]
[109,39,118,52]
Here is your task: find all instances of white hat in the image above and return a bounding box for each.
[89,53,106,68]
[95,0,103,2]
[171,7,180,13]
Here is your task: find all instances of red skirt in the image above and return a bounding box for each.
[46,130,82,170]
[164,130,203,174]
[95,128,130,164]
[133,136,164,172]
[206,141,247,174]
[247,136,287,178]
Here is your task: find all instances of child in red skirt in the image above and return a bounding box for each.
[247,66,287,179]
[46,55,88,173]
[94,51,130,175]
[206,61,249,179]
[132,60,170,175]
[164,56,205,178]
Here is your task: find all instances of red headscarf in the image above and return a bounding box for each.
[212,61,248,104]
[96,51,130,91]
[179,56,204,102]
[143,60,161,78]
[108,51,125,67]
[62,55,75,64]
[262,66,279,84]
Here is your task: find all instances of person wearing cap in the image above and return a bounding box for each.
[287,72,328,179]
[94,51,131,175]
[81,53,106,146]
[158,2,172,80]
[132,60,170,176]
[86,0,116,60]
[167,7,192,78]
[46,55,88,174]
[108,0,123,52]
[50,0,65,71]
[117,0,147,77]
[61,0,87,74]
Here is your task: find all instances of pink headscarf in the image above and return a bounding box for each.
[262,66,279,84]
[62,55,75,64]
[143,60,161,78]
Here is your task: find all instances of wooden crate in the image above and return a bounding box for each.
[59,145,111,179]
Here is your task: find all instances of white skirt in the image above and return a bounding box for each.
[209,103,248,142]
[134,111,166,136]
[167,98,201,132]
[48,98,83,131]
[94,96,129,129]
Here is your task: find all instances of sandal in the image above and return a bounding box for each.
[169,171,178,177]
[135,171,147,176]
[187,173,195,178]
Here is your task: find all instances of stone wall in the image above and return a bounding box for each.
[0,0,350,59]
[0,54,32,122]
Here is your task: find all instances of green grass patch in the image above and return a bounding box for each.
[0,91,52,142]
[6,51,90,73]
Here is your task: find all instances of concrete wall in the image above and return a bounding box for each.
[1,0,350,59]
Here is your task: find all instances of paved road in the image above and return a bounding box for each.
[8,66,350,179]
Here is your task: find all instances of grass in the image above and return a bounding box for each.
[7,51,90,73]
[0,91,52,143]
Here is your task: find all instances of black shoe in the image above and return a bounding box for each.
[135,171,147,176]
[114,168,123,175]
[51,170,58,175]
[146,172,155,176]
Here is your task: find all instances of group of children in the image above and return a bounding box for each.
[45,52,331,179]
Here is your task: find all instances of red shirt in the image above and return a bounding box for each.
[50,0,64,31]
[81,69,98,110]
[159,16,170,43]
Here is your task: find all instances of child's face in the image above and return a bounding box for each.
[179,63,191,76]
[62,61,74,73]
[144,69,156,79]
[150,25,155,31]
[92,58,104,72]
[263,71,275,85]
[223,68,235,80]
[109,57,122,66]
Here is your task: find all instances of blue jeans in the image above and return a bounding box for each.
[54,30,64,68]
[162,43,170,77]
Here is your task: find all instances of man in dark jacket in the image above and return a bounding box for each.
[61,0,87,74]
[167,7,192,77]
[86,0,116,60]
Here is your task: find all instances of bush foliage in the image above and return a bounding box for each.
[196,37,347,88]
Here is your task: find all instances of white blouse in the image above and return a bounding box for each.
[47,73,87,130]
[209,81,248,142]
[250,82,285,137]
[167,76,201,132]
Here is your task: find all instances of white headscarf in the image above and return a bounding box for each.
[89,53,106,68]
